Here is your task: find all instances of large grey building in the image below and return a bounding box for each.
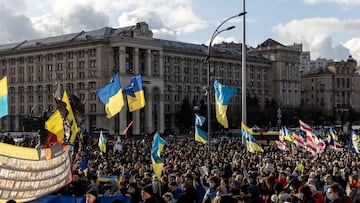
[0,22,299,135]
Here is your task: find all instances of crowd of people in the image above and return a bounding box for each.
[46,132,360,203]
[3,131,360,203]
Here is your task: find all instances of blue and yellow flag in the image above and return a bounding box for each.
[241,122,263,153]
[351,131,360,153]
[96,72,124,118]
[98,130,107,153]
[214,80,236,128]
[247,134,264,153]
[123,75,146,112]
[0,76,8,118]
[195,125,208,144]
[283,127,294,142]
[195,114,206,127]
[151,132,166,179]
[329,128,339,141]
[241,122,253,138]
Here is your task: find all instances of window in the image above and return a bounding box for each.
[89,49,96,57]
[68,72,74,79]
[67,83,74,90]
[90,92,96,100]
[67,52,74,59]
[78,50,85,58]
[89,82,97,89]
[47,54,53,61]
[78,82,85,89]
[57,63,63,70]
[79,61,85,69]
[57,53,63,60]
[67,62,73,70]
[90,60,96,68]
[37,65,43,73]
[90,104,96,112]
[19,57,24,64]
[79,72,85,78]
[38,95,43,102]
[37,55,43,62]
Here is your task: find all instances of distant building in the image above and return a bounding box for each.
[249,39,301,109]
[301,56,360,118]
[310,57,333,70]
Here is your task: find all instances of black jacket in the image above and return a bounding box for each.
[176,187,200,203]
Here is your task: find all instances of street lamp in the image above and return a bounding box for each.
[205,12,246,154]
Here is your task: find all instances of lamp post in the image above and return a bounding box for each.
[241,0,247,145]
[206,12,246,154]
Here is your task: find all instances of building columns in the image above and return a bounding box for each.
[146,49,152,76]
[145,89,153,134]
[119,46,126,74]
[159,93,165,134]
[133,47,139,74]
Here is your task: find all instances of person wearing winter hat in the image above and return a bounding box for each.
[141,184,159,203]
[86,189,100,203]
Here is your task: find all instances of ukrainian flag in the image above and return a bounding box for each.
[195,125,208,144]
[98,130,107,153]
[151,132,165,179]
[123,75,146,112]
[284,127,294,142]
[96,72,124,118]
[0,76,8,118]
[214,80,236,128]
[246,134,264,153]
[241,122,263,153]
[195,114,206,127]
[241,122,253,136]
[330,128,339,141]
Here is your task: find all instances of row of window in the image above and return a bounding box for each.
[0,49,97,66]
[9,103,97,114]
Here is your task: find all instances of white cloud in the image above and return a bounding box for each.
[210,36,238,45]
[117,0,207,40]
[6,0,206,43]
[0,0,40,44]
[344,38,360,64]
[273,17,360,61]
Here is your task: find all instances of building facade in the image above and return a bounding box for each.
[0,22,288,135]
[300,56,360,118]
[249,39,301,109]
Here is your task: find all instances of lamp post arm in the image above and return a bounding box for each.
[211,12,246,42]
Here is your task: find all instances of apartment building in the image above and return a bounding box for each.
[301,56,360,117]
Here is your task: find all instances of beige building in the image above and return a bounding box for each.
[249,39,301,108]
[0,22,284,135]
[300,56,360,117]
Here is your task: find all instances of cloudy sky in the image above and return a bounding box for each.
[1,0,360,62]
